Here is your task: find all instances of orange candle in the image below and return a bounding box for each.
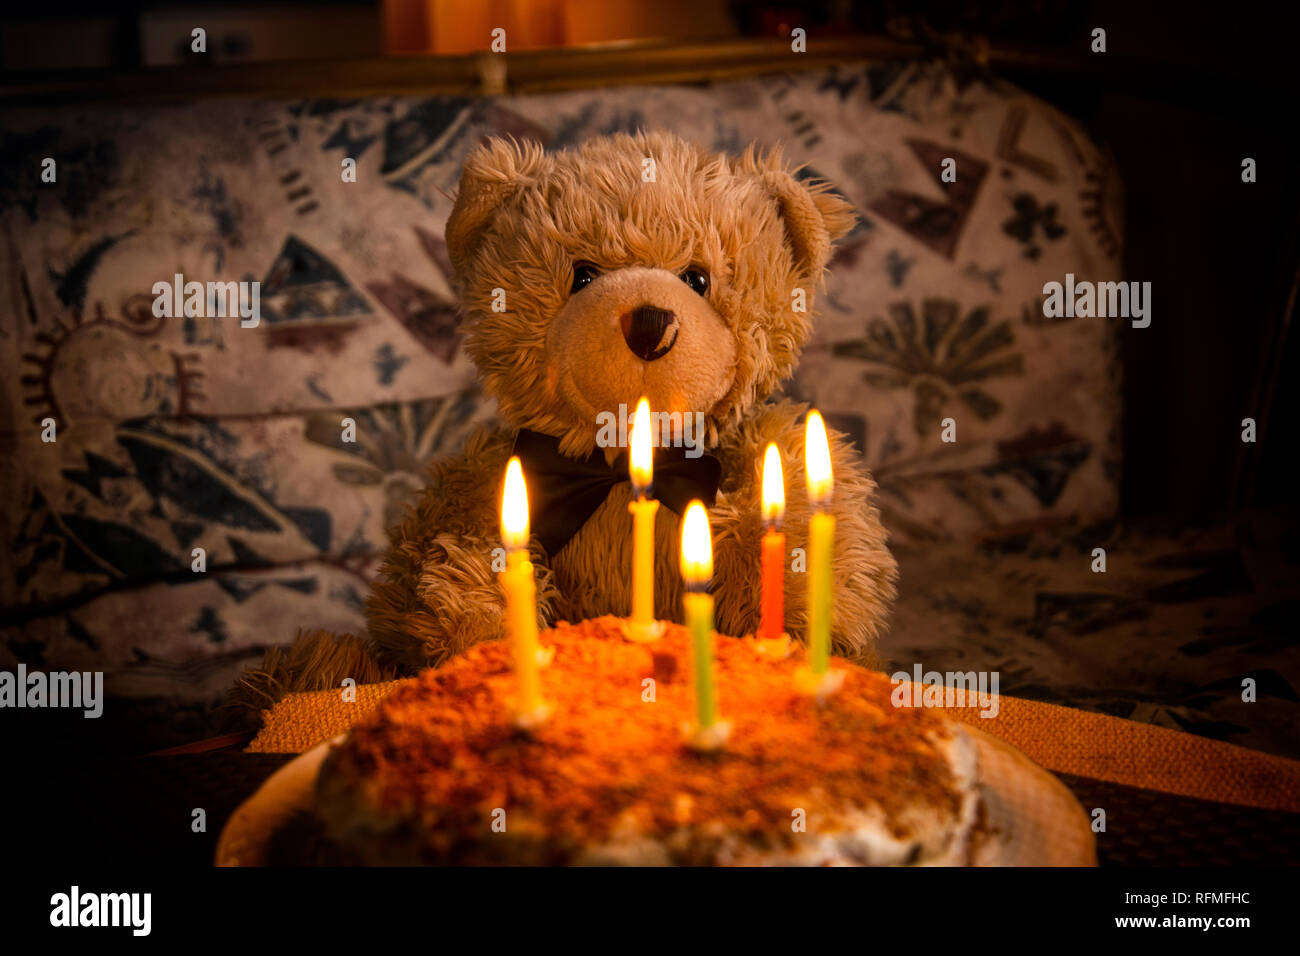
[759,443,787,645]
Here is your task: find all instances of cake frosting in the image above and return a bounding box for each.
[315,616,983,865]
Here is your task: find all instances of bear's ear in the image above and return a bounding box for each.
[760,167,857,282]
[446,137,546,281]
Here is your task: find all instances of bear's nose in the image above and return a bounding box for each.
[619,305,679,361]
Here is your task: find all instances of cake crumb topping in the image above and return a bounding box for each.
[320,616,966,864]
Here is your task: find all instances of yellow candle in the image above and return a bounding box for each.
[500,456,549,729]
[681,501,729,750]
[798,411,842,698]
[624,397,664,643]
[630,496,659,619]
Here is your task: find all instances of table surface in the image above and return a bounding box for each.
[98,752,1300,867]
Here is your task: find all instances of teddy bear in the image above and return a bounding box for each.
[232,130,896,713]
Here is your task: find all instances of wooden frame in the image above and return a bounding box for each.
[0,34,1103,106]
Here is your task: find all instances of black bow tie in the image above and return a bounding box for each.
[512,428,722,557]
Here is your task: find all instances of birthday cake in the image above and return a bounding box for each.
[313,616,984,865]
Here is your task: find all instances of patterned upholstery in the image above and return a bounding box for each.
[0,61,1128,720]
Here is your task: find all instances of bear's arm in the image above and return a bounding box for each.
[712,402,897,669]
[365,426,559,672]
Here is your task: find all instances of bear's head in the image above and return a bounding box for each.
[446,130,855,458]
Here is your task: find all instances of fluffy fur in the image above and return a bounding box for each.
[230,131,895,716]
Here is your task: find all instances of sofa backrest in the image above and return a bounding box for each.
[0,60,1123,699]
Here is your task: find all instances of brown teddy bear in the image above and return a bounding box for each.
[233,130,896,712]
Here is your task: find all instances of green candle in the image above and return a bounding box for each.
[684,590,716,728]
[807,510,834,674]
[805,411,834,676]
[681,501,727,749]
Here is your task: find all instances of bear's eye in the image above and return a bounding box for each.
[680,267,709,296]
[570,262,600,294]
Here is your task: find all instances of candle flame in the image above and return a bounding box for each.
[805,410,833,505]
[761,442,785,525]
[501,456,530,550]
[680,500,713,585]
[630,397,653,489]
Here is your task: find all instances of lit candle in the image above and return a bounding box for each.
[500,456,551,729]
[681,501,730,750]
[796,411,844,698]
[624,397,664,643]
[756,442,791,657]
